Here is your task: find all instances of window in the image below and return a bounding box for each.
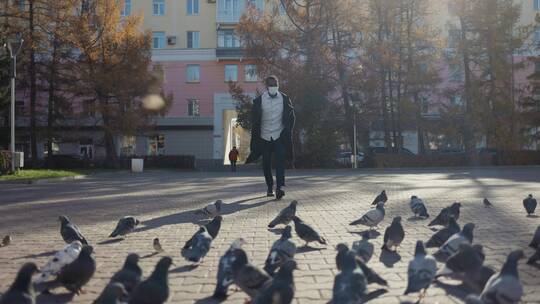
[148,135,165,156]
[15,100,25,115]
[244,64,257,82]
[449,65,463,82]
[82,100,95,117]
[217,29,241,48]
[225,64,238,82]
[187,99,200,116]
[152,31,166,49]
[17,0,25,10]
[121,136,136,156]
[279,1,286,15]
[153,0,165,15]
[186,64,200,82]
[448,29,461,48]
[187,31,200,48]
[534,28,540,45]
[247,0,263,11]
[187,0,199,15]
[451,95,463,106]
[535,0,540,10]
[121,0,131,16]
[536,61,540,73]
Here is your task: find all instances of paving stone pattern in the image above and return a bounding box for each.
[0,167,539,303]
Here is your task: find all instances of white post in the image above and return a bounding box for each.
[353,109,357,169]
[10,56,16,173]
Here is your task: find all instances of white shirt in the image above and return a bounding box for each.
[260,91,284,141]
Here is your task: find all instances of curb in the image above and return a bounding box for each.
[0,175,87,185]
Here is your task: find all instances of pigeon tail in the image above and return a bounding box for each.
[464,294,484,304]
[530,239,539,249]
[109,232,118,238]
[318,237,327,245]
[349,218,365,226]
[268,219,279,228]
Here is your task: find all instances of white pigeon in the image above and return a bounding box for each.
[404,241,437,298]
[434,223,475,262]
[465,250,525,304]
[35,240,83,284]
[410,196,429,218]
[350,202,385,229]
[194,200,222,218]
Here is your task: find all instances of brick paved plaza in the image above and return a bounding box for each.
[0,167,539,303]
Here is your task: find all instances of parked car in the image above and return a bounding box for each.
[336,151,364,165]
[366,146,415,155]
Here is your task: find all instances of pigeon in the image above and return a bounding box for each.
[183,216,222,249]
[465,250,525,304]
[483,198,492,207]
[93,282,128,304]
[252,260,297,304]
[213,238,247,300]
[527,247,539,265]
[350,202,385,229]
[463,265,497,293]
[1,235,11,247]
[153,238,164,253]
[0,263,39,304]
[428,202,461,227]
[109,216,140,238]
[183,226,212,263]
[232,248,272,299]
[351,231,374,263]
[35,241,83,284]
[381,216,405,252]
[529,225,540,248]
[523,194,537,216]
[59,215,88,245]
[264,225,297,276]
[110,253,142,294]
[332,249,368,304]
[425,216,460,248]
[268,200,297,228]
[291,216,326,247]
[41,245,96,295]
[194,199,223,218]
[335,244,387,287]
[129,257,172,304]
[433,223,475,262]
[404,241,437,298]
[410,196,429,218]
[371,190,388,205]
[436,243,484,279]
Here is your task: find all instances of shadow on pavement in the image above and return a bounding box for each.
[36,291,74,304]
[170,264,199,273]
[194,295,221,304]
[97,238,124,245]
[348,230,381,239]
[433,280,473,301]
[13,250,56,260]
[407,216,428,222]
[379,249,401,267]
[296,246,325,253]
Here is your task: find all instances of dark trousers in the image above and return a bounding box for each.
[230,160,237,172]
[262,137,285,191]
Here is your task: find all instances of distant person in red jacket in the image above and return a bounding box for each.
[229,146,239,172]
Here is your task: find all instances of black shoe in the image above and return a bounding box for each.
[267,190,275,197]
[276,189,285,200]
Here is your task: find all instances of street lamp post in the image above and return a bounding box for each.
[4,37,24,173]
[353,105,357,169]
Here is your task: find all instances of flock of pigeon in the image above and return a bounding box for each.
[0,191,539,304]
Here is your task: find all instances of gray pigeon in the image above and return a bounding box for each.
[529,225,540,248]
[434,223,475,262]
[335,244,387,287]
[483,198,492,207]
[332,249,368,304]
[153,238,164,253]
[404,241,437,298]
[264,226,297,276]
[183,216,222,250]
[93,282,128,304]
[351,231,374,263]
[268,201,297,228]
[0,263,39,304]
[212,238,246,300]
[291,216,326,247]
[41,245,96,295]
[59,215,88,245]
[381,216,405,252]
[371,190,388,205]
[425,216,460,248]
[465,250,525,304]
[231,248,272,299]
[428,202,461,227]
[1,235,11,247]
[527,247,539,265]
[463,265,496,293]
[194,199,223,218]
[129,257,172,304]
[183,226,212,263]
[350,202,385,229]
[523,194,537,216]
[436,243,484,279]
[252,260,297,304]
[110,253,142,294]
[410,196,429,218]
[109,216,140,238]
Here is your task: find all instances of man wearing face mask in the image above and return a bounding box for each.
[246,75,295,200]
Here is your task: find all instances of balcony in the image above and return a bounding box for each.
[216,48,246,60]
[216,0,264,24]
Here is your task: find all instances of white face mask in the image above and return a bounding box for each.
[268,86,279,96]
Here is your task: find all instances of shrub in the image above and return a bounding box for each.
[0,150,11,175]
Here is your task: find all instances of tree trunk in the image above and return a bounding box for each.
[459,14,474,153]
[46,38,58,168]
[29,0,38,163]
